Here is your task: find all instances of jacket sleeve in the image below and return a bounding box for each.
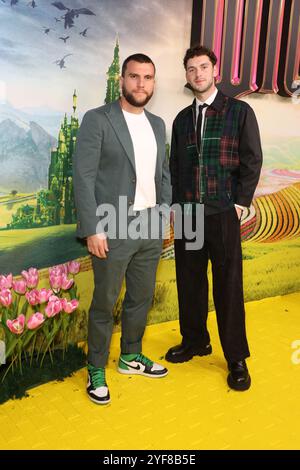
[160,120,172,207]
[72,110,103,238]
[236,105,263,207]
[169,120,179,204]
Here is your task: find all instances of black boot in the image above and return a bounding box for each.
[165,342,212,363]
[227,360,251,391]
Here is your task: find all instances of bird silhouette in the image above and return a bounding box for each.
[54,53,72,69]
[43,27,54,34]
[51,2,95,29]
[59,36,70,43]
[54,17,61,22]
[79,28,89,37]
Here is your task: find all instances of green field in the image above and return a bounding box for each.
[73,237,300,327]
[0,225,87,274]
[1,223,299,327]
[147,237,300,324]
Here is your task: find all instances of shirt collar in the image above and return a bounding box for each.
[196,88,218,108]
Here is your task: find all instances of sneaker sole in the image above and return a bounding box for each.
[87,394,111,405]
[118,367,168,378]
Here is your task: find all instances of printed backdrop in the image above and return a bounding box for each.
[0,0,299,325]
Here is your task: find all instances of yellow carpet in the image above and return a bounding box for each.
[0,292,299,450]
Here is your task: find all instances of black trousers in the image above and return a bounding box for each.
[174,207,250,363]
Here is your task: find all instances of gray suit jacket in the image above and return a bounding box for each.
[73,100,172,238]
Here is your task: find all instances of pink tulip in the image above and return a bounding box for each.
[37,288,53,303]
[6,314,25,335]
[0,274,13,290]
[0,288,13,307]
[49,273,62,291]
[21,268,39,288]
[67,261,80,275]
[48,294,60,302]
[49,264,68,277]
[45,297,62,317]
[27,312,45,330]
[12,279,27,295]
[25,289,40,306]
[62,298,79,314]
[61,275,74,290]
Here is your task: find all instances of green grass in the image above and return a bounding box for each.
[1,223,299,326]
[0,345,86,404]
[146,238,300,324]
[0,225,87,274]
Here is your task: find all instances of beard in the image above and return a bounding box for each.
[122,85,153,108]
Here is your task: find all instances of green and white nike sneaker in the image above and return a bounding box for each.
[118,353,168,378]
[87,363,110,405]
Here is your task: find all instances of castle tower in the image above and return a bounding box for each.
[105,37,121,104]
[72,89,77,114]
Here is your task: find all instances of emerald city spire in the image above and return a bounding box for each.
[7,42,120,230]
[105,36,121,104]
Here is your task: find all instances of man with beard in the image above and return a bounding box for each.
[73,54,171,405]
[165,45,262,391]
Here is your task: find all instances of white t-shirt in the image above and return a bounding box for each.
[123,110,157,211]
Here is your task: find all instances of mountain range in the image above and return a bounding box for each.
[0,119,57,193]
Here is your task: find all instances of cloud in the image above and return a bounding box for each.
[0,37,15,48]
[0,47,34,68]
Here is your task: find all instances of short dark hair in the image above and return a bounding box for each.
[183,45,217,70]
[121,53,156,77]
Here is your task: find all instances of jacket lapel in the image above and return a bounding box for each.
[105,100,163,179]
[105,100,136,171]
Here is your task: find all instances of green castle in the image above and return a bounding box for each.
[105,36,121,103]
[8,39,121,230]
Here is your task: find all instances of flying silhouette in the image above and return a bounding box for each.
[54,53,72,69]
[43,27,54,34]
[51,2,96,29]
[79,28,89,37]
[59,36,70,43]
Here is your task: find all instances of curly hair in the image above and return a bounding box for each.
[183,45,217,70]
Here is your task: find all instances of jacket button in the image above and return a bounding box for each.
[132,178,136,183]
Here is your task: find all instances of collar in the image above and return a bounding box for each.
[196,88,218,107]
[192,89,226,113]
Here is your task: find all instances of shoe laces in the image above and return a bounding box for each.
[135,353,153,368]
[88,364,106,388]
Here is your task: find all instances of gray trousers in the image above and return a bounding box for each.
[88,236,163,368]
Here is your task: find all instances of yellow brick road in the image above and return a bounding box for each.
[0,292,299,450]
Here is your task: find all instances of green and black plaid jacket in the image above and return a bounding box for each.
[170,90,263,213]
